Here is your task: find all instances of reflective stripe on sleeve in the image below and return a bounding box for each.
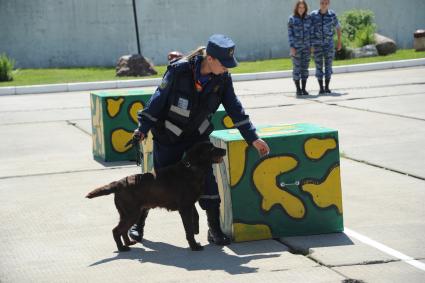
[233,118,250,127]
[141,112,158,122]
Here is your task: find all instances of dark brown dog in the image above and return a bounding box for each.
[86,141,226,252]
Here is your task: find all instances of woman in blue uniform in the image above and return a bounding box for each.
[130,34,270,246]
[311,0,341,94]
[288,0,313,96]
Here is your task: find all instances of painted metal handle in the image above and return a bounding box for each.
[280,181,300,187]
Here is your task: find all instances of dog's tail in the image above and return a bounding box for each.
[86,181,119,199]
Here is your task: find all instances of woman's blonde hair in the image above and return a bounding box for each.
[185,46,206,61]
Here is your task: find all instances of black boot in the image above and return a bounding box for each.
[294,79,302,96]
[129,208,149,242]
[325,78,331,93]
[206,207,231,245]
[318,79,325,94]
[301,79,309,95]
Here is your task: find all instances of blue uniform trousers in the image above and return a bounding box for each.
[153,139,220,210]
[313,44,334,80]
[291,47,311,81]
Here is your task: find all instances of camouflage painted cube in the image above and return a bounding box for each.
[211,105,235,131]
[90,89,153,162]
[210,123,343,242]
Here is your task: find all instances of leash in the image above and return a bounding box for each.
[125,136,144,170]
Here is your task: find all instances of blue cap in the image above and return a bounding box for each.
[206,34,238,68]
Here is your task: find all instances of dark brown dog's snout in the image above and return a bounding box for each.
[211,147,226,163]
[217,148,226,156]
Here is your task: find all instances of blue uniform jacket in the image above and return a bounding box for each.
[138,55,259,144]
[288,14,313,49]
[310,9,340,46]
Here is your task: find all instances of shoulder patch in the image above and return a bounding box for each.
[159,77,168,90]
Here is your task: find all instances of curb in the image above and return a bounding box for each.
[1,58,424,96]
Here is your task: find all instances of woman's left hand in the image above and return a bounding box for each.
[252,139,270,157]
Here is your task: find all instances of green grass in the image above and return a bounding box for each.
[333,49,425,66]
[1,49,424,87]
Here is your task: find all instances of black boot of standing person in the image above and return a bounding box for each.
[129,208,149,242]
[325,78,331,93]
[294,79,302,96]
[318,79,325,94]
[206,207,231,245]
[301,79,309,95]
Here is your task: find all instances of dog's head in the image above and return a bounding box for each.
[184,141,226,167]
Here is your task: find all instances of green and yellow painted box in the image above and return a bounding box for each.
[211,105,235,131]
[210,123,343,242]
[90,89,153,162]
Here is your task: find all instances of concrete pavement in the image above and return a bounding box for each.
[1,67,424,282]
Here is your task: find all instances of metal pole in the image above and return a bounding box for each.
[132,0,141,55]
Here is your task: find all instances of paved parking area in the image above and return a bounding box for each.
[1,67,424,282]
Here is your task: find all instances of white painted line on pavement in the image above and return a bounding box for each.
[345,227,425,272]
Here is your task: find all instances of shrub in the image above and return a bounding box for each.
[353,24,376,47]
[339,9,376,48]
[335,9,377,59]
[0,53,15,82]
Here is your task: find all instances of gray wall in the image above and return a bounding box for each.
[1,0,424,68]
[0,0,137,68]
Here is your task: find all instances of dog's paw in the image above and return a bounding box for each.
[189,242,203,251]
[118,246,131,252]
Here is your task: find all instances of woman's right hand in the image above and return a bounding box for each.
[290,47,296,57]
[252,139,270,157]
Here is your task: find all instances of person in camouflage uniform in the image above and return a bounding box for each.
[311,0,341,94]
[288,0,313,96]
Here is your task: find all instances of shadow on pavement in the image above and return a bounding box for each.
[296,92,348,99]
[89,239,282,274]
